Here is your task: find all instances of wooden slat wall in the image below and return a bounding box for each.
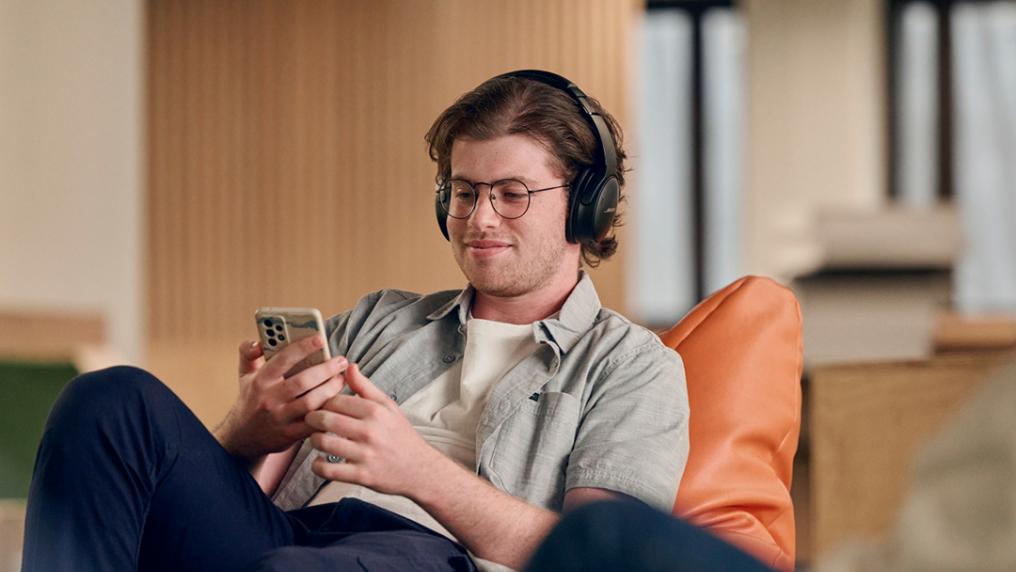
[146,0,637,422]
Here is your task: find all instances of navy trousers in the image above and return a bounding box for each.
[525,500,776,572]
[21,366,476,572]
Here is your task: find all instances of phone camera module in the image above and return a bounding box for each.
[263,319,273,328]
[274,324,284,332]
[277,335,285,342]
[268,338,278,347]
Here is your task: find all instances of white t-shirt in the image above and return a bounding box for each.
[308,316,538,542]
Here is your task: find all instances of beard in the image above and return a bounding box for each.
[453,232,569,298]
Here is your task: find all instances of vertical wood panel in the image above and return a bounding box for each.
[146,0,637,422]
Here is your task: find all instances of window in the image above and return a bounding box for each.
[630,1,744,324]
[889,0,1016,311]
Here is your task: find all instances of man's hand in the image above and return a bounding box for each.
[306,364,442,496]
[306,362,570,569]
[214,336,348,464]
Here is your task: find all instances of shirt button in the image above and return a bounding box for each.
[442,353,457,364]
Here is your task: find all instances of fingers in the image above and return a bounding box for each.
[279,374,346,421]
[343,364,389,404]
[282,356,348,400]
[310,430,364,460]
[312,455,365,484]
[262,334,328,379]
[320,393,377,420]
[238,340,265,375]
[256,353,346,429]
[306,409,368,441]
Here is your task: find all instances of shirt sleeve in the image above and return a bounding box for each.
[564,340,689,511]
[324,289,417,358]
[324,290,384,358]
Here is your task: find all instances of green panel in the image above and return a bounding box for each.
[0,362,77,499]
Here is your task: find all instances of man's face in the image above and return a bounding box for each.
[447,134,580,297]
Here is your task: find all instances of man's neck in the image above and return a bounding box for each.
[470,271,581,325]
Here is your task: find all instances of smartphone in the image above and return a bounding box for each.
[254,307,332,378]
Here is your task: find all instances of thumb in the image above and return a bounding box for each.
[238,340,265,375]
[344,364,388,403]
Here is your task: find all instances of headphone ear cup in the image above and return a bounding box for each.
[435,193,450,241]
[568,168,619,243]
[567,168,596,243]
[589,176,620,241]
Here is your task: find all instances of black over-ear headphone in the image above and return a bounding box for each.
[435,69,620,244]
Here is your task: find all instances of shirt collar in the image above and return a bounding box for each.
[536,271,601,353]
[426,284,474,325]
[426,271,601,354]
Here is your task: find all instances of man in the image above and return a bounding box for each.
[22,70,688,572]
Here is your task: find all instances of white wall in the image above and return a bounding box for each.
[0,0,143,363]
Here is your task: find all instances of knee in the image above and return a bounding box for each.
[61,365,165,404]
[534,501,640,558]
[47,366,171,433]
[561,499,656,538]
[533,500,672,565]
[569,499,641,521]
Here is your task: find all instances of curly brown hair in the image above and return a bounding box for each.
[424,75,628,268]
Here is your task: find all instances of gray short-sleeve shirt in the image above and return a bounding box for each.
[271,272,689,513]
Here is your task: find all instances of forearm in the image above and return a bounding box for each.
[410,453,560,569]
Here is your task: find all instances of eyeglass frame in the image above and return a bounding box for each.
[435,178,570,220]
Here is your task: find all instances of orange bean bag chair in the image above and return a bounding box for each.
[660,276,803,571]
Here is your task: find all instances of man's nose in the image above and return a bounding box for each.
[468,188,500,229]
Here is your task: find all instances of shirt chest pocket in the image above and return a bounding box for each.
[488,391,581,511]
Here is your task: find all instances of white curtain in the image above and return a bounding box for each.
[631,11,694,324]
[953,2,1016,314]
[898,2,940,208]
[703,10,745,293]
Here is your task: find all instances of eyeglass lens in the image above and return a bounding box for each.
[443,180,531,219]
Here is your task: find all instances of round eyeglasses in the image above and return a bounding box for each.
[435,178,569,220]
